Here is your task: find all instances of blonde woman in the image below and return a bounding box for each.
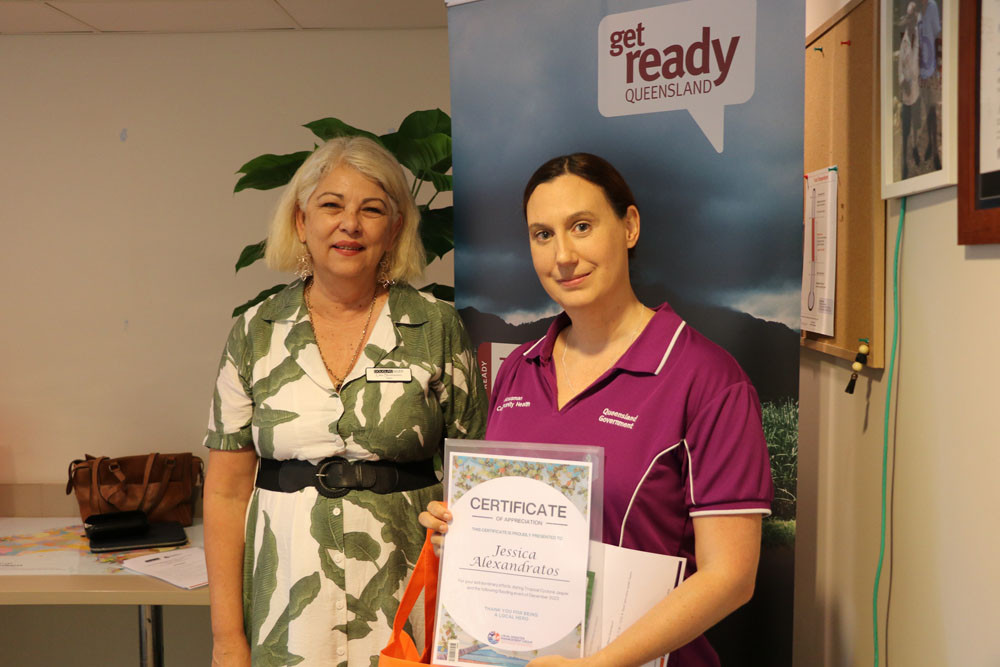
[204,136,487,666]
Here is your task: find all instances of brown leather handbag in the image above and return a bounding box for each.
[65,453,204,526]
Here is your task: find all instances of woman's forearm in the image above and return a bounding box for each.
[204,449,257,644]
[583,514,761,667]
[584,565,753,667]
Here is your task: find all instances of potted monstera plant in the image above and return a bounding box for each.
[230,109,455,316]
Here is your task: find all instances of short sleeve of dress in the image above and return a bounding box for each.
[203,315,255,451]
[432,303,488,441]
[684,381,773,516]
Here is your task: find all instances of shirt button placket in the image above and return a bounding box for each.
[330,497,349,662]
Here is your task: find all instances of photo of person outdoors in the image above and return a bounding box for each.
[893,0,943,181]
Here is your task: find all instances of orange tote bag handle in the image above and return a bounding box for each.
[379,530,440,666]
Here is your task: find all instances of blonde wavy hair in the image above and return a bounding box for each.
[264,136,425,283]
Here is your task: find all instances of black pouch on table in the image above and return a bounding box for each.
[84,510,188,553]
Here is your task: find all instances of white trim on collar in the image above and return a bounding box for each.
[523,337,545,356]
[655,321,687,375]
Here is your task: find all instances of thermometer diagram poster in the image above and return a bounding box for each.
[800,167,838,336]
[433,453,593,666]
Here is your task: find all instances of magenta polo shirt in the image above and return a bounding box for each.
[485,302,773,667]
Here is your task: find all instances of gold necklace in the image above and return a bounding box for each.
[305,282,379,393]
[560,308,646,395]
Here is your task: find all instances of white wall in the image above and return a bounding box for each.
[0,27,452,665]
[795,190,1000,666]
[0,29,452,485]
[797,2,1000,664]
[806,0,855,37]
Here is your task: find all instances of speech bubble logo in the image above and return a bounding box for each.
[597,0,757,153]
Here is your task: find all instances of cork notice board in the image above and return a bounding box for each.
[803,0,886,368]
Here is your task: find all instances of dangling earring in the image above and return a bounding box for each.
[295,247,313,280]
[377,255,395,288]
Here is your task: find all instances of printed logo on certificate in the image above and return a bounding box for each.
[433,452,593,666]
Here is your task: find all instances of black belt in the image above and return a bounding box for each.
[256,457,438,499]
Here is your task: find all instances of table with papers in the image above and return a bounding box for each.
[0,517,209,667]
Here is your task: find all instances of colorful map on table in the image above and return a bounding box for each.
[0,524,88,556]
[0,520,186,574]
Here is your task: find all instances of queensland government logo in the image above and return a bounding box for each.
[487,630,501,645]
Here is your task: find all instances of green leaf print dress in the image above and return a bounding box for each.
[205,281,487,667]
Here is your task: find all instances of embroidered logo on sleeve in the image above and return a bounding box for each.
[599,408,639,430]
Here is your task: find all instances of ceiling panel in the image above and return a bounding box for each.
[277,0,446,29]
[46,0,298,33]
[0,1,94,33]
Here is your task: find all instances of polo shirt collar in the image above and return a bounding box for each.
[522,302,686,375]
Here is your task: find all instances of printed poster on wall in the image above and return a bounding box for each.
[800,167,838,336]
[447,1,802,665]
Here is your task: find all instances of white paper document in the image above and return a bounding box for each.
[433,452,593,666]
[584,542,686,667]
[801,167,838,335]
[122,546,208,589]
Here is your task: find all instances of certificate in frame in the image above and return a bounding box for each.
[433,439,604,666]
[958,0,1000,244]
[880,0,958,198]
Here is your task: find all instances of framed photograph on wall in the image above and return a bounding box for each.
[880,0,958,199]
[958,0,1000,244]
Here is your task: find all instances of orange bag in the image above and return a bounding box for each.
[379,530,440,666]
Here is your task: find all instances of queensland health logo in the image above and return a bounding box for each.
[597,0,757,152]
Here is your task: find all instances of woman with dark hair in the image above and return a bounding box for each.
[421,153,772,666]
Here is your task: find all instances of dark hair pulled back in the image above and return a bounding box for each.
[522,153,637,220]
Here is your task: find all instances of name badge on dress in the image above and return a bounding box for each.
[365,367,412,382]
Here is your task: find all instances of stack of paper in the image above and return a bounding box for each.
[585,541,686,667]
[122,546,208,589]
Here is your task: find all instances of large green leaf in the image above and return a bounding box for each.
[431,154,452,175]
[233,283,289,318]
[344,531,382,563]
[253,405,299,459]
[310,497,346,588]
[379,131,401,156]
[364,549,409,628]
[235,240,266,273]
[393,134,452,180]
[251,356,305,404]
[418,283,455,302]
[304,118,382,144]
[235,151,311,192]
[250,511,278,647]
[345,494,423,565]
[396,109,451,141]
[242,492,261,638]
[420,205,453,262]
[424,170,453,193]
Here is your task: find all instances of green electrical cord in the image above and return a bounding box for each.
[873,196,905,667]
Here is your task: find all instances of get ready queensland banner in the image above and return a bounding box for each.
[447,1,802,665]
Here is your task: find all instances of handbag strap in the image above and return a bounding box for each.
[96,453,167,512]
[386,530,439,661]
[140,455,177,513]
[89,456,110,515]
